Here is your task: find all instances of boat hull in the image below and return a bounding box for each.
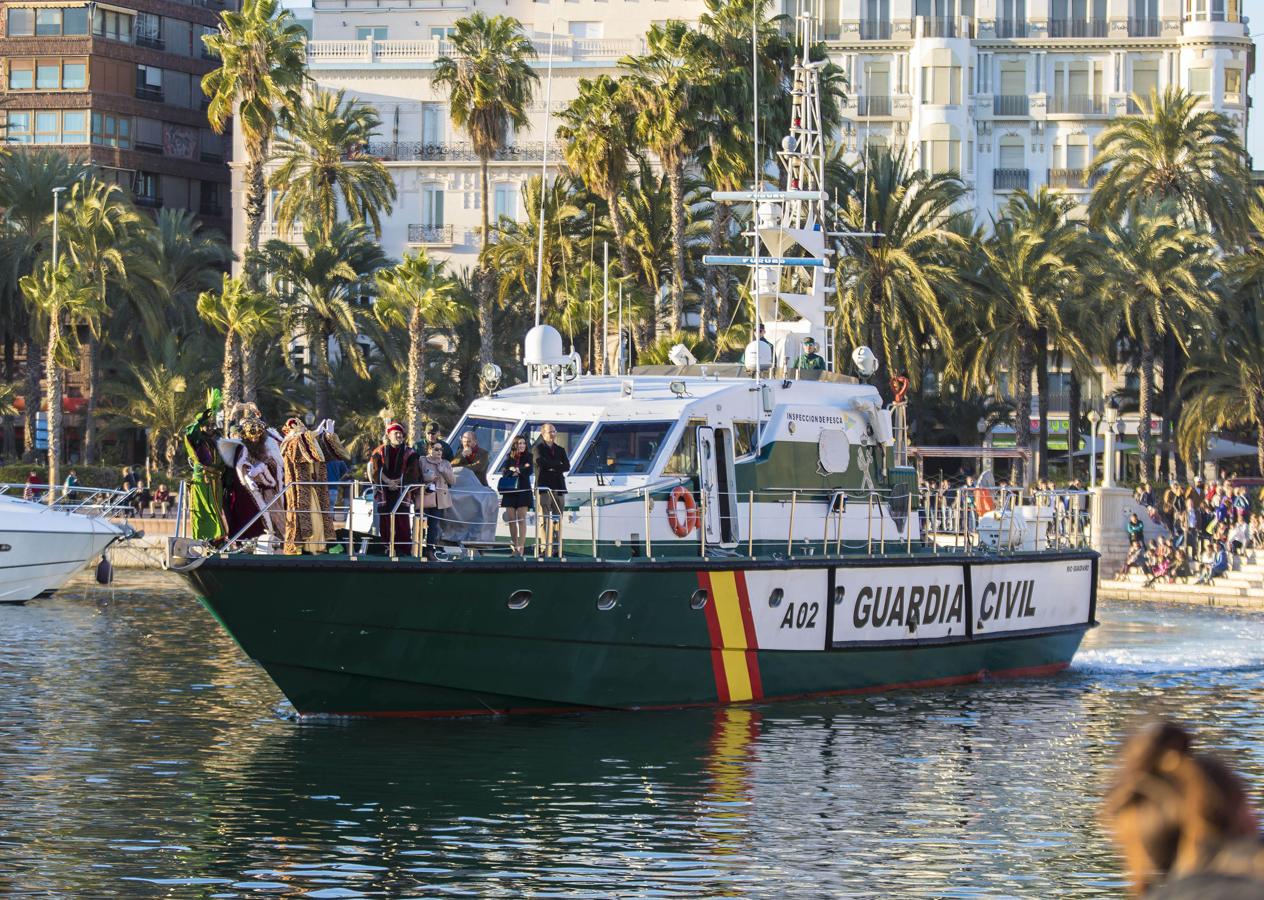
[184,551,1097,717]
[0,514,120,603]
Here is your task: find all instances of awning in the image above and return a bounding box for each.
[1205,437,1258,460]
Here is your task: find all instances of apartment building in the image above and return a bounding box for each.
[0,0,236,235]
[239,0,710,272]
[828,0,1252,217]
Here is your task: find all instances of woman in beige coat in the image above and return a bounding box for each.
[420,440,456,555]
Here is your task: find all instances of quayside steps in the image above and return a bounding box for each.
[1100,550,1264,609]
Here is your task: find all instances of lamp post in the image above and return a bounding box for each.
[51,186,65,266]
[1102,397,1120,488]
[1087,409,1100,489]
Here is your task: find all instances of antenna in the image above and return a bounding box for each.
[533,23,556,328]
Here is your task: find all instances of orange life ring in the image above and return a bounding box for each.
[667,486,699,538]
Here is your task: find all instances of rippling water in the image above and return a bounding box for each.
[4,573,1264,898]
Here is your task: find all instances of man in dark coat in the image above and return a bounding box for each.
[368,422,422,555]
[533,423,570,557]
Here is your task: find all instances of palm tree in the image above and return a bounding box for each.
[1092,203,1216,480]
[482,175,586,316]
[56,178,146,464]
[621,21,713,334]
[1089,87,1250,240]
[263,222,387,421]
[0,149,91,460]
[432,13,538,368]
[833,147,968,394]
[20,261,101,496]
[557,76,637,292]
[270,88,397,241]
[197,273,280,412]
[1089,87,1251,478]
[201,0,307,286]
[107,334,206,475]
[133,208,229,346]
[373,252,463,439]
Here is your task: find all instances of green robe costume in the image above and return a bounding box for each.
[184,390,226,541]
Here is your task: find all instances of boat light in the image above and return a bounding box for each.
[669,381,689,397]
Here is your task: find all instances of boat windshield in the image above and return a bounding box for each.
[574,422,674,475]
[512,421,591,458]
[450,416,516,461]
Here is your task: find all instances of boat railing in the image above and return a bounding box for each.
[0,483,139,519]
[170,478,1094,564]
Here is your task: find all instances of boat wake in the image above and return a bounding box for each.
[1072,646,1264,676]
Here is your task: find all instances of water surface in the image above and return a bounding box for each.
[3,573,1264,897]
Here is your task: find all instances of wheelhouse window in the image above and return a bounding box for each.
[449,416,516,463]
[733,421,758,458]
[662,419,706,476]
[513,421,590,457]
[574,422,673,475]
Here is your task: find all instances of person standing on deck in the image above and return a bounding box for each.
[368,422,421,556]
[420,440,456,557]
[451,431,489,486]
[793,336,826,371]
[183,389,227,543]
[533,423,570,558]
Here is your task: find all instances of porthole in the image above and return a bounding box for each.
[690,588,709,610]
[768,587,784,608]
[507,589,531,610]
[596,589,618,611]
[833,586,846,606]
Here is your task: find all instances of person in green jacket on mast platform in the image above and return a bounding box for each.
[794,336,826,371]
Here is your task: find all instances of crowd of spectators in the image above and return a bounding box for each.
[1117,475,1264,586]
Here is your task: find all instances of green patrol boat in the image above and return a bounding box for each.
[169,11,1096,716]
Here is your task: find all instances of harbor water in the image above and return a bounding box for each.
[3,573,1264,897]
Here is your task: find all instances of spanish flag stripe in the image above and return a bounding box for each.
[733,573,764,700]
[698,569,760,703]
[697,572,730,703]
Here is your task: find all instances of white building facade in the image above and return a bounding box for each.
[232,0,1251,267]
[828,0,1252,216]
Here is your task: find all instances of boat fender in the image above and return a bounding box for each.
[666,486,699,538]
[95,555,113,585]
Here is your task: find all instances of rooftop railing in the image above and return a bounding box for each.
[365,141,545,162]
[306,37,646,66]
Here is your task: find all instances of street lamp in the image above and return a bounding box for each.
[51,186,65,266]
[1087,409,1100,489]
[1102,396,1120,488]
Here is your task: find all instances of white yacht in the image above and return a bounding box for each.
[0,492,126,603]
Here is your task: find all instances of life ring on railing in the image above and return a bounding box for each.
[666,486,699,538]
[890,375,910,404]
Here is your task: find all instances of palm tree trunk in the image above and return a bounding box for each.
[408,307,425,441]
[46,316,62,501]
[1255,389,1264,478]
[222,330,241,413]
[607,189,635,278]
[1015,333,1035,486]
[1139,322,1156,483]
[83,335,98,465]
[23,334,39,463]
[240,341,257,405]
[713,204,733,336]
[1035,327,1049,479]
[165,433,179,478]
[313,325,332,423]
[700,206,725,343]
[666,159,687,334]
[478,155,494,369]
[242,145,268,291]
[1160,329,1176,481]
[1068,372,1082,479]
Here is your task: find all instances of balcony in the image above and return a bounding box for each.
[366,141,546,162]
[1048,94,1105,115]
[919,16,962,37]
[994,19,1028,37]
[1127,17,1161,35]
[135,140,163,154]
[993,168,1029,191]
[1047,168,1098,189]
[993,94,1029,116]
[306,37,646,66]
[407,223,453,246]
[859,20,892,40]
[135,85,164,102]
[133,194,163,209]
[135,32,164,50]
[1046,18,1108,37]
[855,95,892,116]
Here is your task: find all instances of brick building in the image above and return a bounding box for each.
[0,0,235,233]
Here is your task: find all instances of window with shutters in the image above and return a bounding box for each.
[921,65,962,105]
[920,139,960,173]
[1225,68,1242,104]
[421,184,445,226]
[493,182,517,221]
[1188,68,1210,97]
[1131,60,1159,106]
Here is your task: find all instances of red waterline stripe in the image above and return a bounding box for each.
[315,661,1071,719]
[732,572,764,700]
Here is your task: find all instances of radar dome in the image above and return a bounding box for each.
[852,345,879,377]
[524,324,567,366]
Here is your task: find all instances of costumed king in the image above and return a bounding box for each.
[184,389,227,542]
[281,417,350,555]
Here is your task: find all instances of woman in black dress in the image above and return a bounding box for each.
[498,435,534,555]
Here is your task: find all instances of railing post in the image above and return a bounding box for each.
[879,491,886,555]
[787,491,797,557]
[699,489,707,558]
[534,489,542,559]
[906,490,914,554]
[644,488,652,558]
[748,490,755,558]
[867,493,874,555]
[590,488,598,559]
